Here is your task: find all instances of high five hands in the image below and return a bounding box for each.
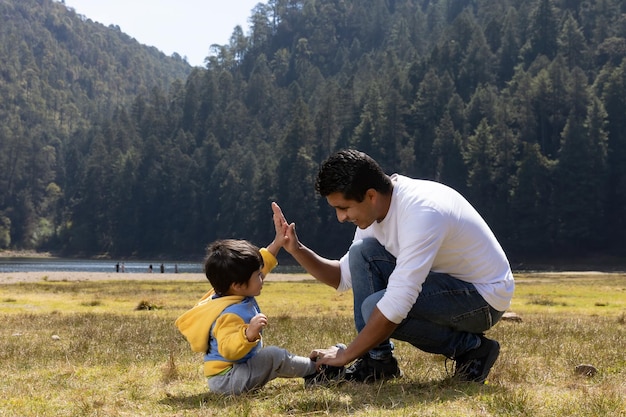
[271,202,299,253]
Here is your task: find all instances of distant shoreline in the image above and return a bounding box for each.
[0,271,314,284]
[0,250,201,261]
[2,250,624,273]
[1,270,623,286]
[0,250,54,258]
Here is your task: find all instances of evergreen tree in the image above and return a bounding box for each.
[554,94,608,251]
[465,84,499,136]
[432,111,467,194]
[409,70,451,178]
[596,60,626,250]
[314,81,341,162]
[510,143,556,255]
[523,0,559,63]
[490,107,520,243]
[384,84,414,176]
[531,58,571,158]
[504,65,537,146]
[495,8,521,87]
[455,12,496,100]
[558,12,589,70]
[276,96,320,244]
[351,82,387,163]
[464,119,498,221]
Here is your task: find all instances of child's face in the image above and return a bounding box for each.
[238,268,265,297]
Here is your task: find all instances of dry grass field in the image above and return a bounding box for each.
[0,270,624,416]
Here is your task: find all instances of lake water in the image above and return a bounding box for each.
[0,258,202,274]
[0,258,305,274]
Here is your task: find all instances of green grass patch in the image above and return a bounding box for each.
[0,273,624,416]
[511,272,626,316]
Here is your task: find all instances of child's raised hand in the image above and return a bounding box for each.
[266,202,290,257]
[271,202,288,246]
[246,313,268,342]
[271,202,300,254]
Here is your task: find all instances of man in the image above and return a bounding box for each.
[272,149,514,383]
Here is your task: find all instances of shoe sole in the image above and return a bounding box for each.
[346,369,403,383]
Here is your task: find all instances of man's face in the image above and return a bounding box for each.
[325,191,378,229]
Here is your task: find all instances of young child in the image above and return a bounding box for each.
[175,235,343,395]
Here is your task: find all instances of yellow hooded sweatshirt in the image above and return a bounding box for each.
[175,248,277,376]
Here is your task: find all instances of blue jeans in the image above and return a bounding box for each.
[349,238,503,360]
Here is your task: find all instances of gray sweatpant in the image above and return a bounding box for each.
[207,346,316,395]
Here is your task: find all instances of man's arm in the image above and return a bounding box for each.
[284,237,342,289]
[312,307,398,366]
[272,202,341,289]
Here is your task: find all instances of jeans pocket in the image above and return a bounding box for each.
[451,304,492,333]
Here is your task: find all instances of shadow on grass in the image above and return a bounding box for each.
[160,392,214,409]
[160,377,504,414]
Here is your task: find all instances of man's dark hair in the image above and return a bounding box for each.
[203,239,263,296]
[315,149,393,202]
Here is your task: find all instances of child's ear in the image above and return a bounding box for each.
[229,282,245,294]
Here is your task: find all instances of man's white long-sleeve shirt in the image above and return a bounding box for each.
[338,174,515,324]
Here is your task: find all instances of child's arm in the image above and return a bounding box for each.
[214,313,263,360]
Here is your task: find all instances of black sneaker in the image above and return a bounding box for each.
[344,354,403,383]
[304,343,347,388]
[304,364,345,387]
[454,336,500,383]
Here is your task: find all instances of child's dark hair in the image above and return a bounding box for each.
[203,239,263,296]
[315,149,392,202]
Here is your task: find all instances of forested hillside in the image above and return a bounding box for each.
[2,0,625,266]
[0,0,191,254]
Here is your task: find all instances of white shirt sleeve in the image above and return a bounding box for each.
[376,208,446,324]
[337,251,352,292]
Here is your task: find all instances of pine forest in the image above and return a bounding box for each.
[1,0,625,267]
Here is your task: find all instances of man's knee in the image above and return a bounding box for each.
[349,238,383,258]
[361,290,386,323]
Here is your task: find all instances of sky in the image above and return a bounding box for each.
[62,0,262,67]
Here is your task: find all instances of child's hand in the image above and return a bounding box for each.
[271,202,300,254]
[266,202,290,257]
[271,202,288,247]
[246,313,268,342]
